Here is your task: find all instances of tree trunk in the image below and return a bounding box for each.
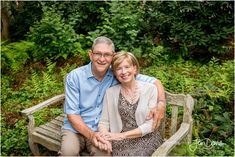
[1,7,10,41]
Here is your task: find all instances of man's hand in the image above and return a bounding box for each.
[146,101,166,130]
[90,132,112,153]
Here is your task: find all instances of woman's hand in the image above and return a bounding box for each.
[100,132,126,141]
[146,101,166,131]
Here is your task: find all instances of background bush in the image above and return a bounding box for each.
[1,41,34,74]
[27,3,79,61]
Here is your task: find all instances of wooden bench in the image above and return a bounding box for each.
[21,91,194,156]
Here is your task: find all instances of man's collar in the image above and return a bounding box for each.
[86,62,94,79]
[86,62,113,79]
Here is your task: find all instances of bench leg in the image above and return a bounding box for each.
[186,122,193,144]
[29,138,40,156]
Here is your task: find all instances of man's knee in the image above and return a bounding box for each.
[59,129,81,156]
[60,146,79,156]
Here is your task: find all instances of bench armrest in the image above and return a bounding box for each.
[152,123,190,156]
[21,94,65,116]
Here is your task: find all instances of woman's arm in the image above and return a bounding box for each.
[104,128,142,141]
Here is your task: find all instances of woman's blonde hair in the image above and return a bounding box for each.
[112,51,139,75]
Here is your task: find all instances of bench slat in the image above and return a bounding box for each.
[45,122,61,130]
[50,119,63,127]
[32,132,61,152]
[170,106,178,136]
[35,127,61,141]
[55,115,64,122]
[166,92,185,106]
[39,125,61,137]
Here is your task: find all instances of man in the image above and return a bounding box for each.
[60,36,166,156]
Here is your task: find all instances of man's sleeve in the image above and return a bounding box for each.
[64,73,81,115]
[136,74,157,84]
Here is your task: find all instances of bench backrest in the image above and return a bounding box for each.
[159,91,194,142]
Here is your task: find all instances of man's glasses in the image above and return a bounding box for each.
[92,52,113,59]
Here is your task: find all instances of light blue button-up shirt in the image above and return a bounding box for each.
[63,62,156,133]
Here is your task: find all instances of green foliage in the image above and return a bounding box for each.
[9,1,43,41]
[1,118,29,156]
[50,1,109,35]
[27,3,79,61]
[171,138,234,156]
[1,59,74,155]
[142,1,234,59]
[1,41,34,74]
[27,59,61,98]
[89,1,143,52]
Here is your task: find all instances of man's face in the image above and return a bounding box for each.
[89,43,114,76]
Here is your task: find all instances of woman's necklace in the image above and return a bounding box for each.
[121,81,140,104]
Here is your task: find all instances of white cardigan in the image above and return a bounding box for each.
[98,81,158,136]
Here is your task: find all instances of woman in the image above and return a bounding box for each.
[98,51,163,156]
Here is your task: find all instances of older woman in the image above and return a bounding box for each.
[98,51,163,156]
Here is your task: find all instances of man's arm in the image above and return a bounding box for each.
[67,114,98,143]
[147,79,166,130]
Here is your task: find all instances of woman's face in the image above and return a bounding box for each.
[114,59,137,84]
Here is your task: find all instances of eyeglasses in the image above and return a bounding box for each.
[92,52,113,59]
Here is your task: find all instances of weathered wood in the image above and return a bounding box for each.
[152,123,190,156]
[32,132,61,152]
[22,92,194,156]
[45,122,62,130]
[170,105,178,136]
[35,127,61,141]
[165,91,186,106]
[28,115,40,156]
[184,94,194,144]
[21,94,65,116]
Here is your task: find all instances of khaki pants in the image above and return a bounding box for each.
[59,129,110,156]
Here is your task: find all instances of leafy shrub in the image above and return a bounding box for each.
[1,41,34,74]
[27,3,79,61]
[9,1,43,41]
[89,1,143,52]
[142,1,234,60]
[1,118,29,156]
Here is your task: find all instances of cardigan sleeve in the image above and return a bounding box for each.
[98,91,110,131]
[138,85,158,136]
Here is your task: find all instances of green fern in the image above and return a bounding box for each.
[46,58,56,74]
[31,70,42,94]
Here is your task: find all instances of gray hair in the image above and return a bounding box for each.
[92,36,115,52]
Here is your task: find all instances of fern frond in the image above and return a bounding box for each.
[46,58,56,74]
[31,70,41,93]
